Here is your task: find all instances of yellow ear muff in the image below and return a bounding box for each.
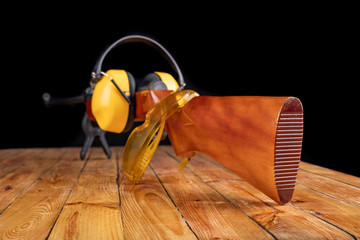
[154,72,179,91]
[91,70,131,133]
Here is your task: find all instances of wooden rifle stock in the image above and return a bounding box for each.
[165,96,303,205]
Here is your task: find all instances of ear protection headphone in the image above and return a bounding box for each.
[90,35,186,134]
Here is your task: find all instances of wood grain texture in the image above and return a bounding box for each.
[0,147,359,239]
[0,148,26,162]
[0,148,86,240]
[150,149,274,239]
[48,147,123,240]
[300,161,360,188]
[0,148,66,213]
[297,169,360,207]
[292,184,360,237]
[0,149,44,181]
[119,150,196,239]
[165,96,303,204]
[161,147,355,239]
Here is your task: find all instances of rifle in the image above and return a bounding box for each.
[123,91,304,205]
[42,34,304,205]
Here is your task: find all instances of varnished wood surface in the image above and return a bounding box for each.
[0,146,359,239]
[165,96,303,204]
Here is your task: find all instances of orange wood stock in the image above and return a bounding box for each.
[165,96,303,204]
[135,90,173,121]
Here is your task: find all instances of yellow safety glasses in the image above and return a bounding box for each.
[122,90,199,183]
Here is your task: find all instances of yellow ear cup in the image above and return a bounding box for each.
[154,72,179,91]
[91,70,131,133]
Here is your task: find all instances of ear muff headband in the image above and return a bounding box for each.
[91,34,185,89]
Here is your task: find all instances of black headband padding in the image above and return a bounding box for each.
[92,35,184,86]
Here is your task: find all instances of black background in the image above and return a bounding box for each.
[1,6,358,176]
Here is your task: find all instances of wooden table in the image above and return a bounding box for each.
[0,146,359,239]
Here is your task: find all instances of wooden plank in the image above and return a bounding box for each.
[0,148,24,161]
[0,148,86,240]
[0,148,44,179]
[298,162,360,238]
[0,148,67,213]
[1,146,359,239]
[161,147,355,239]
[297,170,360,207]
[209,180,355,239]
[119,148,197,239]
[150,149,274,239]
[300,161,360,188]
[48,147,123,240]
[292,183,360,238]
